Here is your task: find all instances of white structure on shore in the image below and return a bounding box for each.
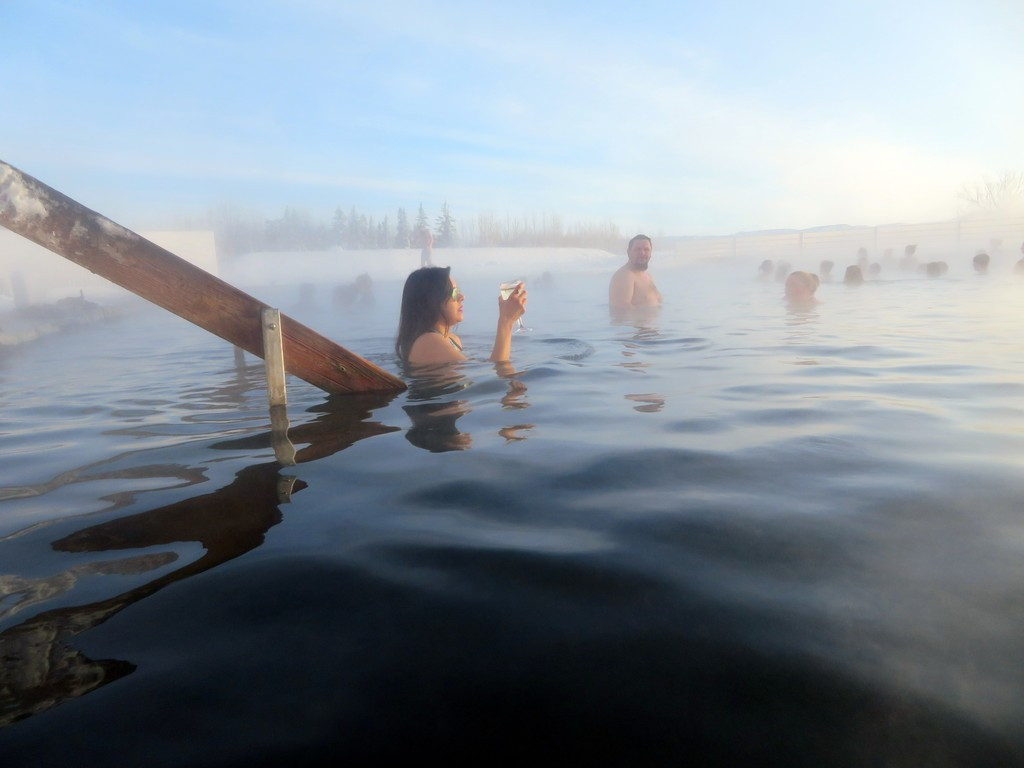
[0,229,218,306]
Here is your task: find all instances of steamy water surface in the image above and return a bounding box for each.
[2,259,1024,765]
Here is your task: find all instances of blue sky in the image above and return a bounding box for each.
[3,0,1022,236]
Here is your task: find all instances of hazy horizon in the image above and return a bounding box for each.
[3,1,1023,238]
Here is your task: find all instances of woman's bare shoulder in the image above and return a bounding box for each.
[408,331,465,365]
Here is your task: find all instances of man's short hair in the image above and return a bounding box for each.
[628,234,652,252]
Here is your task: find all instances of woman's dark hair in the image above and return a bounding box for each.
[396,266,453,361]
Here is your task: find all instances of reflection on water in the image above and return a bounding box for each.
[403,363,472,402]
[404,400,473,452]
[785,301,820,323]
[496,361,530,414]
[0,553,178,623]
[210,391,401,464]
[610,303,662,327]
[613,308,663,373]
[4,266,1024,763]
[0,461,298,726]
[0,461,208,507]
[401,362,534,451]
[0,387,407,727]
[612,308,668,413]
[625,393,665,413]
[497,424,533,442]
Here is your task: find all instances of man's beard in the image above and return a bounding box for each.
[631,261,649,272]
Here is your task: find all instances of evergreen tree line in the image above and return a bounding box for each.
[194,202,623,258]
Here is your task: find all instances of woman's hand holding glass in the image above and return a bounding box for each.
[499,280,529,332]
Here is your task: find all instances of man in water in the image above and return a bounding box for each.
[610,234,662,308]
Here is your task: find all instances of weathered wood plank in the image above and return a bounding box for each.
[0,160,406,394]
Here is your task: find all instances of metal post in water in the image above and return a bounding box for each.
[262,308,287,407]
[261,308,296,466]
[269,404,297,467]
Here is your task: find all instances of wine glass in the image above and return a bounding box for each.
[499,280,529,332]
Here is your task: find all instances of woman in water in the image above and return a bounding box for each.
[396,266,527,365]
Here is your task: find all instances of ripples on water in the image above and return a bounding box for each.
[2,265,1024,765]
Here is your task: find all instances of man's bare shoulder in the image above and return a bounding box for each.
[609,265,637,306]
[610,265,637,289]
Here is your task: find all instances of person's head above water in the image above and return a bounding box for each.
[626,234,653,271]
[395,266,460,361]
[784,271,819,304]
[396,267,527,366]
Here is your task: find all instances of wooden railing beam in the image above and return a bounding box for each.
[0,160,406,395]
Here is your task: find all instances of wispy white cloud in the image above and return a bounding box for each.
[4,0,1023,234]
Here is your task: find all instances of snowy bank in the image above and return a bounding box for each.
[222,247,622,289]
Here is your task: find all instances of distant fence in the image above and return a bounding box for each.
[666,215,1024,269]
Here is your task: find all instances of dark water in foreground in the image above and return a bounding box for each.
[2,263,1024,766]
